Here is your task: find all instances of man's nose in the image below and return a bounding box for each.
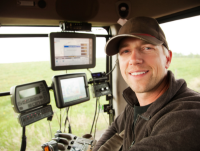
[129,49,143,65]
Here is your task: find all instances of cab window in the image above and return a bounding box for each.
[0,27,109,150]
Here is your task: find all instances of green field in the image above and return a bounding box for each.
[0,57,200,151]
[169,58,200,91]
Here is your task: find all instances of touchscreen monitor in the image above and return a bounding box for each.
[50,32,96,70]
[52,73,90,108]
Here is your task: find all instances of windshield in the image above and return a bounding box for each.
[0,27,109,151]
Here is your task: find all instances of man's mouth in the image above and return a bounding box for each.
[130,71,148,76]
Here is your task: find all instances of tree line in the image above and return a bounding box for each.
[173,52,200,58]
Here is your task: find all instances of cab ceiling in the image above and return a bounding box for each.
[0,0,200,26]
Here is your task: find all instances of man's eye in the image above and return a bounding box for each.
[121,50,129,54]
[142,46,155,52]
[144,47,152,50]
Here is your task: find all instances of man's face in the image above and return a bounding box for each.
[118,37,172,94]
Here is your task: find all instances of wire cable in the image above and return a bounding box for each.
[102,111,109,126]
[69,106,72,133]
[106,59,119,76]
[61,108,66,127]
[48,121,52,139]
[60,109,62,131]
[98,92,109,125]
[87,68,92,74]
[90,97,98,135]
[64,107,70,133]
[63,108,68,133]
[20,127,26,151]
[67,107,72,133]
[93,97,101,140]
[55,111,61,129]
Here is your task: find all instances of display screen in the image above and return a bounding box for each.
[60,77,87,103]
[49,32,96,70]
[19,87,40,99]
[92,72,103,78]
[54,38,93,67]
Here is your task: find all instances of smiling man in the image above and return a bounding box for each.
[118,37,172,106]
[93,17,200,151]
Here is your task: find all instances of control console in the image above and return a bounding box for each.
[89,72,112,98]
[91,82,111,97]
[42,132,95,151]
[10,80,50,113]
[18,105,53,127]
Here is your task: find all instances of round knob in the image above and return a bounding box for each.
[67,146,71,150]
[71,141,74,145]
[74,136,77,140]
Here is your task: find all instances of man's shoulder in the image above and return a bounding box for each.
[164,87,200,112]
[172,86,200,103]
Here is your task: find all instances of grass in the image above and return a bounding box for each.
[169,58,200,91]
[169,58,200,82]
[0,57,200,150]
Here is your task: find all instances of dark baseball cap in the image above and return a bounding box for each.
[105,16,169,56]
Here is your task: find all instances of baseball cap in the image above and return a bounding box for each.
[105,16,169,56]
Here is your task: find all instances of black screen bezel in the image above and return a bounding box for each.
[11,80,50,113]
[49,32,96,71]
[53,73,90,108]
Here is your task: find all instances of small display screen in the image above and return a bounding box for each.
[60,77,87,103]
[19,87,40,99]
[92,72,103,78]
[54,38,93,66]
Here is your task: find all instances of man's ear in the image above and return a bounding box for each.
[165,50,172,69]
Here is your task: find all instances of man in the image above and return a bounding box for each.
[93,16,200,151]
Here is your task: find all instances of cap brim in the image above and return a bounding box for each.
[105,34,164,56]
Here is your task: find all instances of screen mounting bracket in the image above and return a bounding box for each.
[59,21,92,32]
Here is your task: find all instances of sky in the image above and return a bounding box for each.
[0,28,107,63]
[0,15,200,63]
[160,15,200,55]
